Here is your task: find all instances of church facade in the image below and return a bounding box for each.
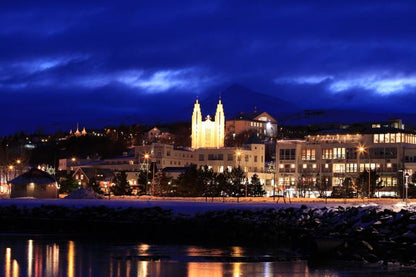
[191,98,225,149]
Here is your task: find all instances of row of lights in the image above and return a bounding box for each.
[8,159,21,170]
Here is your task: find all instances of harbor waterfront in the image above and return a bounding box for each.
[4,236,414,277]
[1,198,416,272]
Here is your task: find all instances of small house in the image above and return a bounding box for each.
[9,168,58,198]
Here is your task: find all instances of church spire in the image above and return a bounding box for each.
[75,123,81,137]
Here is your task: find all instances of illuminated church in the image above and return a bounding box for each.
[191,98,225,149]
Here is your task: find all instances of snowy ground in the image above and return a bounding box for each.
[0,197,415,214]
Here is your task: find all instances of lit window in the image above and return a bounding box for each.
[290,164,295,168]
[279,164,284,169]
[325,164,329,169]
[387,163,392,168]
[303,164,307,169]
[333,163,345,173]
[312,164,317,169]
[379,134,385,143]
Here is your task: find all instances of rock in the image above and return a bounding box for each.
[354,226,364,232]
[363,253,379,263]
[402,231,416,241]
[312,238,344,254]
[361,240,374,251]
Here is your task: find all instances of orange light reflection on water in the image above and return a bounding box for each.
[5,248,11,277]
[12,259,19,277]
[188,262,223,277]
[67,241,75,277]
[27,240,33,277]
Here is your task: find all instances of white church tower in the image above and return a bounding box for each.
[191,98,202,149]
[191,98,225,149]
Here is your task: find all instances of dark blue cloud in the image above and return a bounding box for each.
[2,1,416,135]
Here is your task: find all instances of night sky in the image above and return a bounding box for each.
[2,1,416,135]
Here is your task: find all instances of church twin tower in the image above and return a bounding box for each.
[191,98,225,149]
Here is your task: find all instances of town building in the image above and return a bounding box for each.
[58,152,140,173]
[135,142,273,192]
[276,119,416,197]
[72,167,115,188]
[226,110,278,139]
[191,98,225,149]
[69,123,87,137]
[146,127,175,144]
[133,98,274,194]
[9,168,58,198]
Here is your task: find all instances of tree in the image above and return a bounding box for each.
[87,177,103,194]
[356,170,380,197]
[342,177,356,198]
[58,176,79,194]
[137,169,152,195]
[315,175,329,198]
[227,167,245,200]
[199,166,219,199]
[153,172,174,196]
[297,176,315,198]
[175,164,203,196]
[248,174,265,197]
[216,172,229,198]
[411,172,416,185]
[111,171,132,196]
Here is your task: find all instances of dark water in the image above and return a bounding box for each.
[0,235,413,277]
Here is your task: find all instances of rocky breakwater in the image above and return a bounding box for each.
[262,205,416,266]
[0,204,416,265]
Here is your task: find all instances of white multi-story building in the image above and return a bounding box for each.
[135,142,272,185]
[276,119,416,197]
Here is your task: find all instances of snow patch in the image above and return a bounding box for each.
[64,188,104,199]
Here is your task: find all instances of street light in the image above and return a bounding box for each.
[144,153,150,194]
[405,172,410,205]
[273,162,276,201]
[357,145,371,198]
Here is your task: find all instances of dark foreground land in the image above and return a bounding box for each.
[1,203,416,267]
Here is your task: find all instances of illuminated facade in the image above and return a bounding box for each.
[135,142,274,193]
[276,119,416,197]
[191,98,225,149]
[226,111,277,138]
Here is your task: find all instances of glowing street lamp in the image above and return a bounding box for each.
[144,153,150,194]
[405,172,410,205]
[357,145,371,198]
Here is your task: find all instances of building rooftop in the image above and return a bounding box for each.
[9,168,56,185]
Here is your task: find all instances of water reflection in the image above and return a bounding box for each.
[5,247,11,277]
[67,241,74,277]
[28,240,33,277]
[0,236,391,276]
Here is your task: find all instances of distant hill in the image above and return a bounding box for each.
[200,84,297,119]
[5,83,416,137]
[279,109,416,127]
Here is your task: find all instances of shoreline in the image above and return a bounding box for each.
[0,202,416,266]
